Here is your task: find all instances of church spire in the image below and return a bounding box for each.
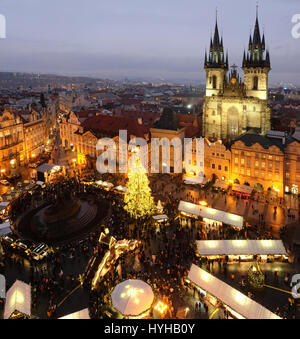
[243,6,270,69]
[205,11,227,69]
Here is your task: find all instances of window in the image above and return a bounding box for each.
[218,165,221,171]
[247,169,251,176]
[241,158,245,165]
[213,76,217,89]
[235,158,239,164]
[262,162,266,169]
[212,164,215,169]
[255,161,259,167]
[253,76,258,90]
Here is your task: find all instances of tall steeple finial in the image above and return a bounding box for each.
[256,1,259,19]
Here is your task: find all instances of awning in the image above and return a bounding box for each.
[187,264,280,319]
[36,181,45,186]
[4,280,31,319]
[178,201,244,228]
[59,308,90,319]
[232,184,253,195]
[197,240,288,256]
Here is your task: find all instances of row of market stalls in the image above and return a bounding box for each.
[178,200,244,229]
[0,277,90,319]
[187,264,281,319]
[196,240,289,262]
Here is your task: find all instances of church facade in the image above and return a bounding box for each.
[202,13,271,141]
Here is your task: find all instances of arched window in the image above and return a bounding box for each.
[253,76,258,90]
[212,76,217,89]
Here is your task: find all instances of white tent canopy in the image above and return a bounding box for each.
[0,275,5,299]
[197,240,288,256]
[187,264,280,319]
[4,280,31,319]
[59,308,90,319]
[153,214,168,221]
[111,279,154,316]
[178,201,244,228]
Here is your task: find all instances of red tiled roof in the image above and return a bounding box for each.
[82,115,149,138]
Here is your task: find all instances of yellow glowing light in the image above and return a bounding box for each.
[272,186,280,193]
[199,201,208,207]
[104,228,110,235]
[154,301,168,314]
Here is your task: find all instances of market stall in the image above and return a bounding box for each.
[183,175,207,186]
[232,184,253,198]
[196,240,288,262]
[153,214,168,222]
[111,279,154,318]
[59,308,90,319]
[4,280,31,319]
[187,264,280,319]
[178,201,244,229]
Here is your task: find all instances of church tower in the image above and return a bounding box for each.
[204,17,229,97]
[242,9,271,100]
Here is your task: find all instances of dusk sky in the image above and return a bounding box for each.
[0,0,299,84]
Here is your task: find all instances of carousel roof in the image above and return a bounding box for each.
[111,279,154,316]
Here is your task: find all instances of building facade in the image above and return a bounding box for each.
[0,109,49,176]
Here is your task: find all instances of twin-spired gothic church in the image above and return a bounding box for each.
[203,12,271,141]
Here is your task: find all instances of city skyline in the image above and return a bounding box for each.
[0,0,299,85]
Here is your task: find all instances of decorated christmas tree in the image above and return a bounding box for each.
[248,262,265,289]
[124,157,156,219]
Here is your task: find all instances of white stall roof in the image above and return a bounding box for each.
[36,181,45,186]
[4,280,31,319]
[59,308,90,319]
[153,214,168,221]
[0,274,5,299]
[232,184,253,195]
[0,202,9,207]
[183,175,207,185]
[178,201,243,228]
[187,264,280,320]
[36,163,58,173]
[197,240,288,256]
